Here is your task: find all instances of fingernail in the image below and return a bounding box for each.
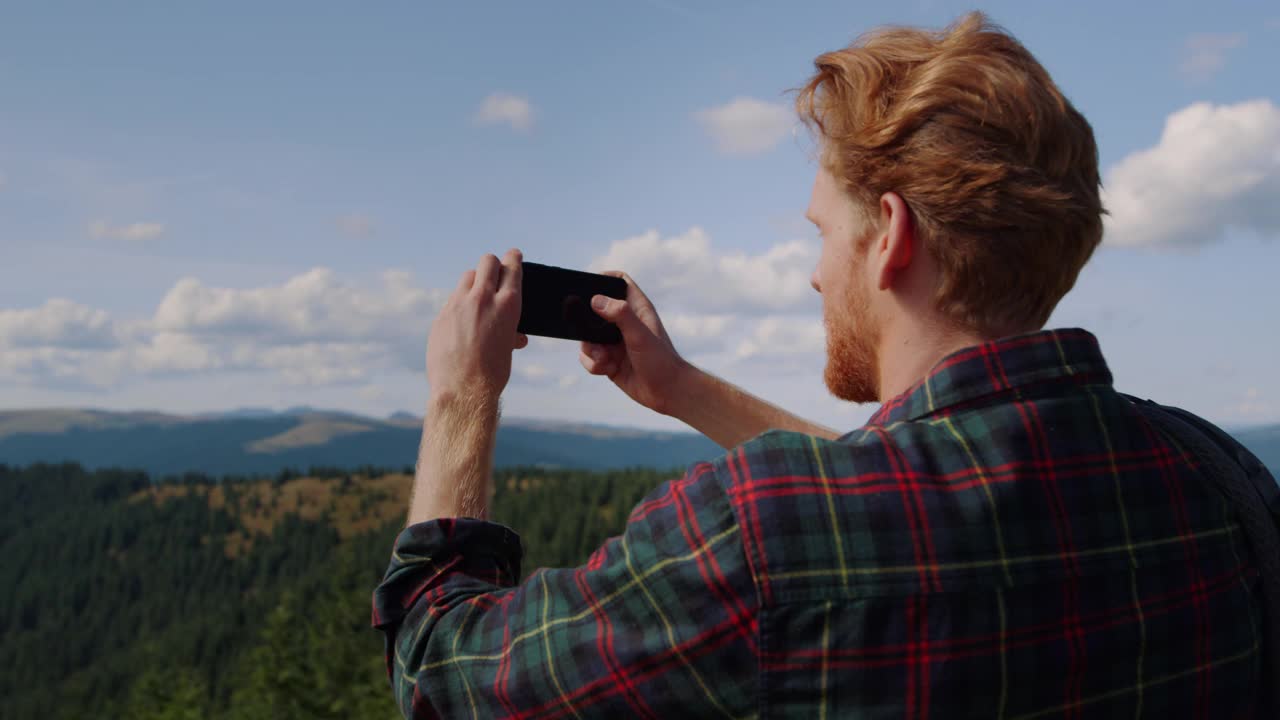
[591,295,607,311]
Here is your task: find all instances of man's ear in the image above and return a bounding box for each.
[874,191,914,292]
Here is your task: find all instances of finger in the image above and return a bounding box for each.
[579,350,604,375]
[590,293,649,346]
[499,248,522,296]
[473,254,501,294]
[582,341,605,362]
[514,333,529,350]
[455,269,477,294]
[578,347,616,374]
[599,270,657,313]
[586,341,627,369]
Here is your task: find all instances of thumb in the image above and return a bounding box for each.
[591,295,650,345]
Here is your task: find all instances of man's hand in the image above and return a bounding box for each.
[409,249,527,525]
[427,249,529,404]
[582,270,840,449]
[578,272,693,416]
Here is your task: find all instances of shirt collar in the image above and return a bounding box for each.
[866,327,1113,427]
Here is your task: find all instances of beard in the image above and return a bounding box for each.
[822,275,881,404]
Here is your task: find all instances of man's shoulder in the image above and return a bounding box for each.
[707,423,998,600]
[1123,393,1279,519]
[1125,394,1274,473]
[713,424,941,479]
[704,426,930,504]
[738,425,924,453]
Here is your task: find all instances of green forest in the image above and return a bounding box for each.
[0,461,674,719]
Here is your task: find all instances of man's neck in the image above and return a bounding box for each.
[875,319,990,403]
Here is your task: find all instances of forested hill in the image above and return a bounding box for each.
[0,462,668,720]
[0,408,724,476]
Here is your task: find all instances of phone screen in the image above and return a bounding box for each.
[518,262,628,344]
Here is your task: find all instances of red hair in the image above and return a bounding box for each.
[796,12,1105,336]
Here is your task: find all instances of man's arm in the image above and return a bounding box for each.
[384,249,756,719]
[664,364,840,449]
[375,462,758,719]
[406,391,499,525]
[582,272,839,449]
[407,249,526,526]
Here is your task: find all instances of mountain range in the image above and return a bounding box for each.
[0,407,1277,479]
[0,407,723,476]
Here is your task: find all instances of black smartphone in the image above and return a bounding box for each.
[518,262,628,344]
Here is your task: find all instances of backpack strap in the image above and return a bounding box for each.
[1121,394,1280,714]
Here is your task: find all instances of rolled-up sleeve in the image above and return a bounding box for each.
[371,462,757,720]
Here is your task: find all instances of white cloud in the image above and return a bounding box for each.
[0,299,117,349]
[127,330,221,374]
[0,347,101,389]
[112,333,381,388]
[154,268,442,347]
[1103,99,1280,248]
[516,363,552,383]
[511,363,587,393]
[665,313,733,341]
[1179,33,1246,82]
[0,268,446,390]
[695,97,793,156]
[584,226,827,375]
[1222,387,1271,422]
[475,93,534,132]
[89,220,166,241]
[231,342,382,386]
[734,316,825,360]
[590,227,817,312]
[336,213,375,238]
[1,240,831,404]
[661,312,736,356]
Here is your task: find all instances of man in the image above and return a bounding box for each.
[373,12,1266,718]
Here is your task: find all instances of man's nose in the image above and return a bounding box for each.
[810,270,821,293]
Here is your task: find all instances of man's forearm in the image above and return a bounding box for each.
[407,391,500,526]
[666,366,840,449]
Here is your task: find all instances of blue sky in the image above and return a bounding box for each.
[2,1,1278,431]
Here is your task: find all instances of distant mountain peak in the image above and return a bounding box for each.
[200,406,358,420]
[246,418,375,454]
[199,407,277,419]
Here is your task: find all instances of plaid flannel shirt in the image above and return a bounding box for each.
[372,328,1263,719]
